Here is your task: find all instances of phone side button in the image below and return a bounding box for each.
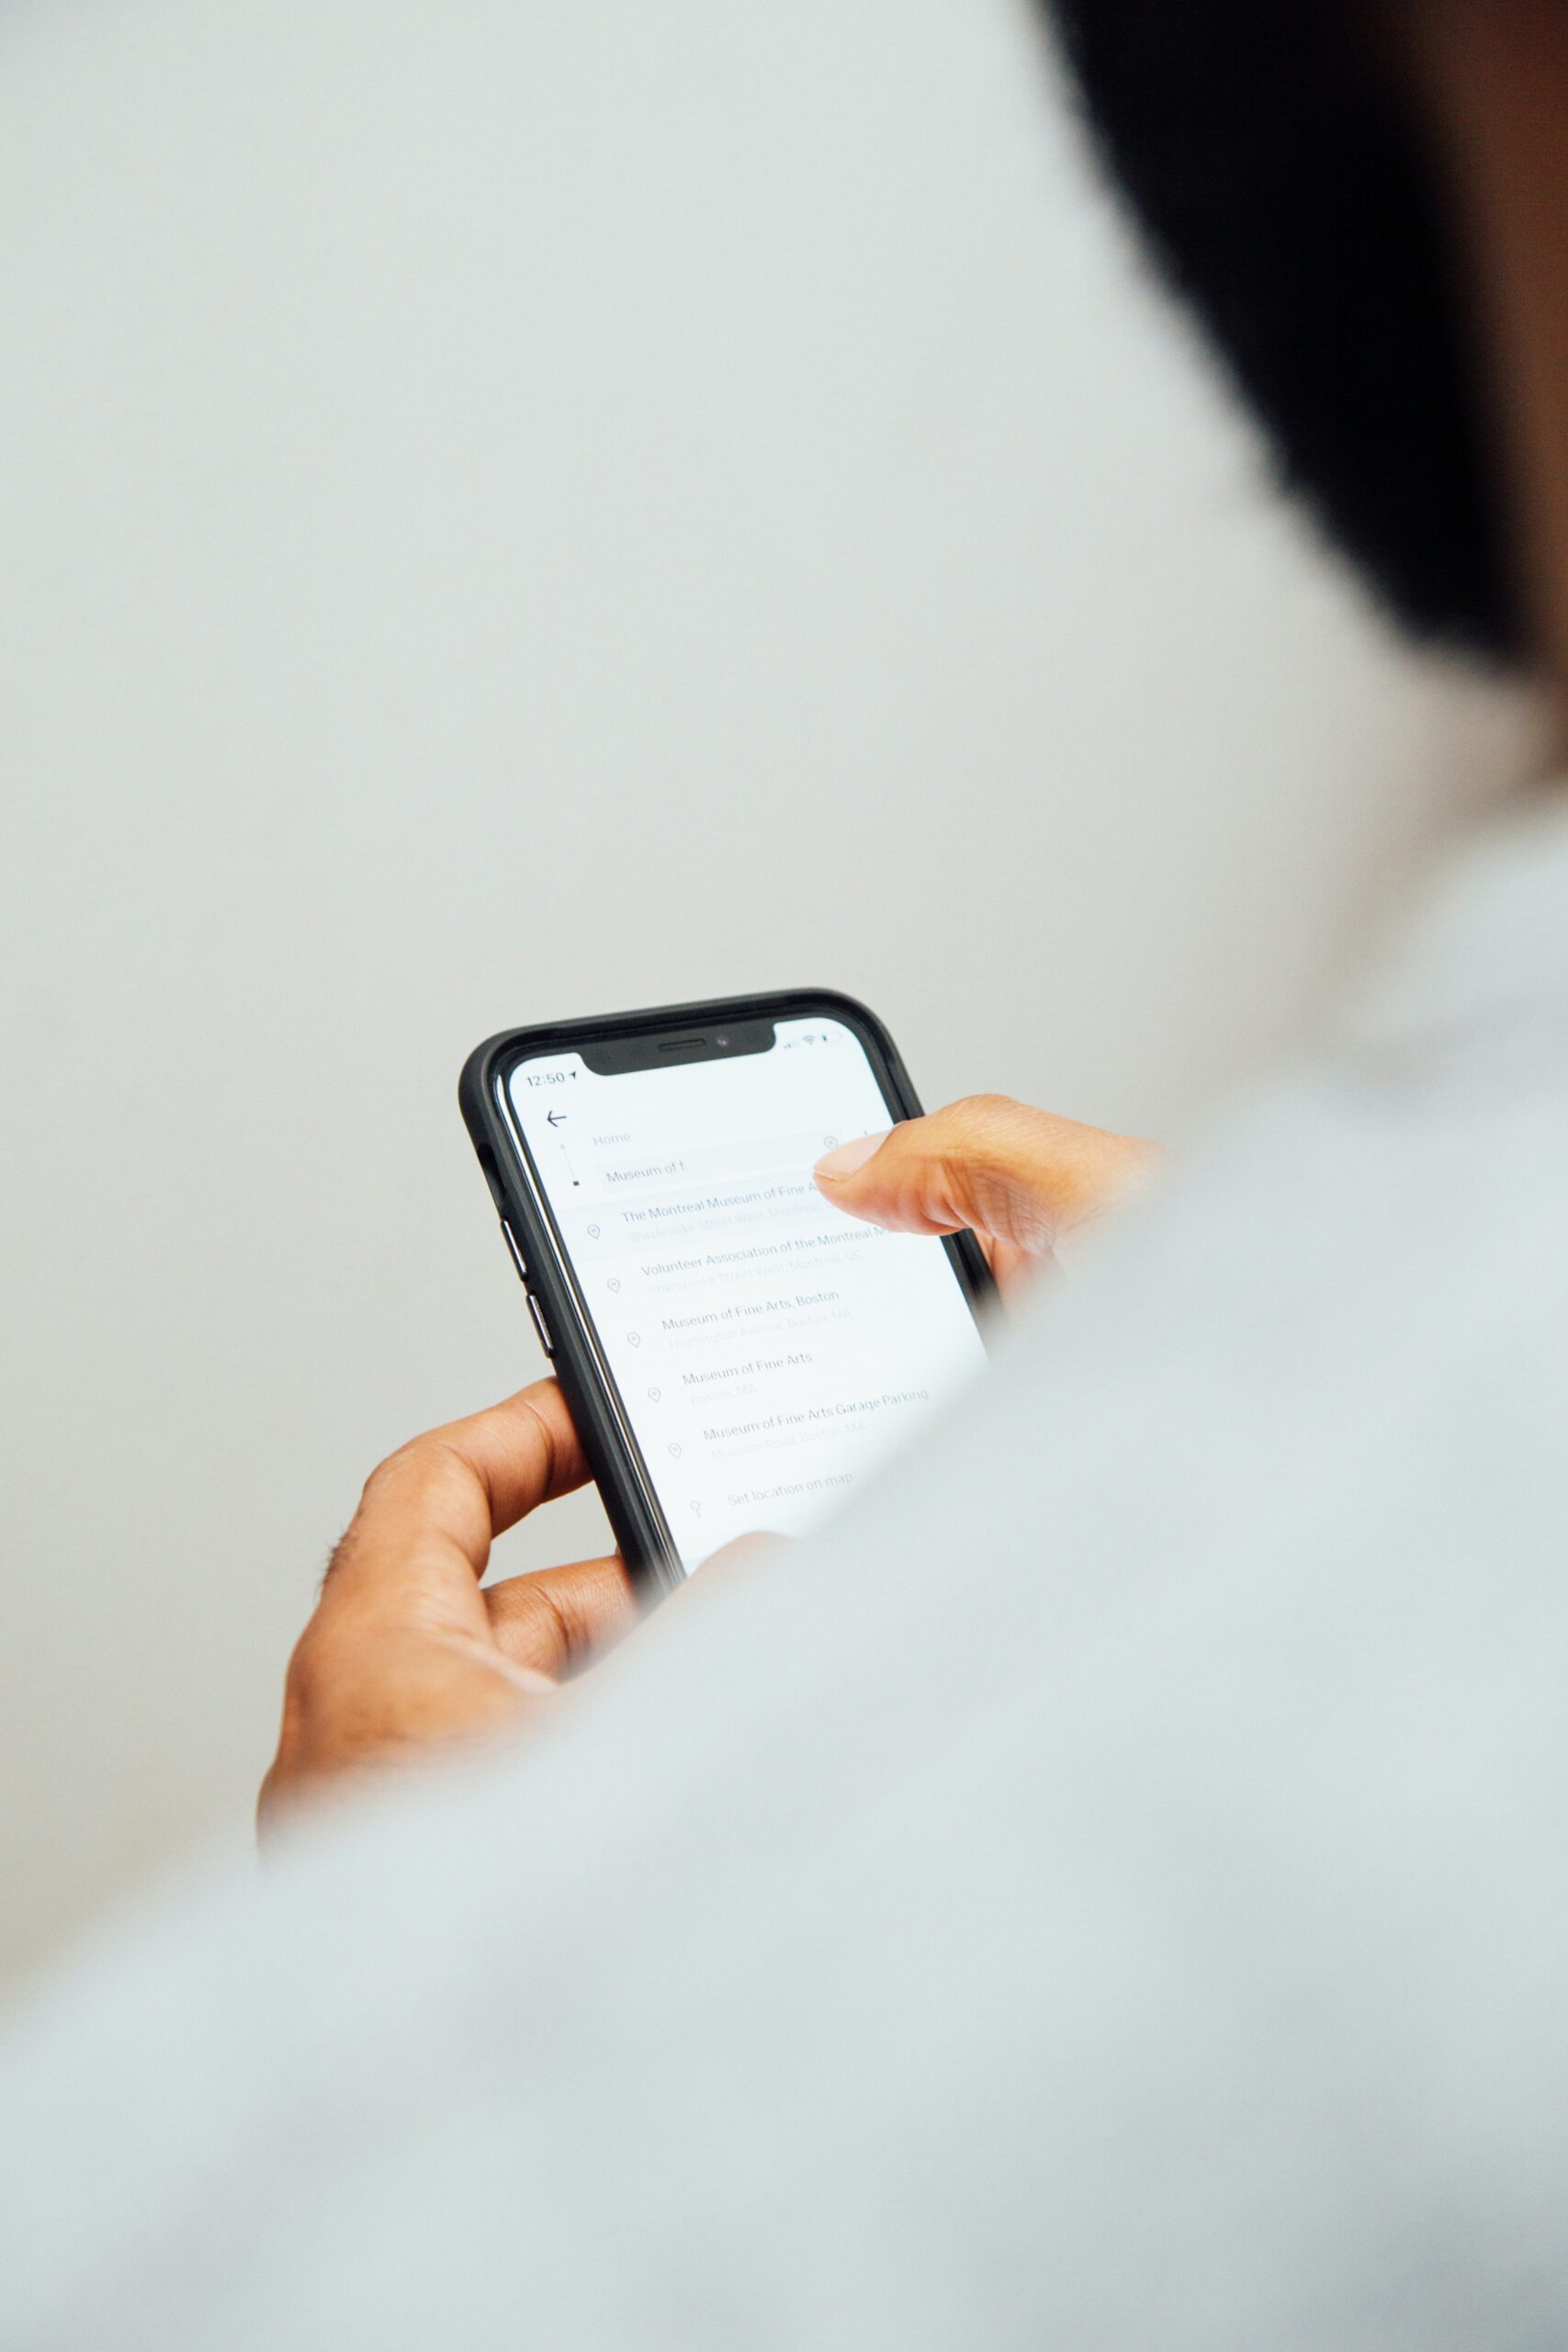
[500,1221,528,1283]
[527,1294,554,1356]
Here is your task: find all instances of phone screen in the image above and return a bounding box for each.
[506,1014,988,1570]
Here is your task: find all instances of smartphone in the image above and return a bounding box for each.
[460,990,994,1593]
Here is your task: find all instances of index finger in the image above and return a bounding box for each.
[814,1097,1162,1255]
[320,1379,592,1623]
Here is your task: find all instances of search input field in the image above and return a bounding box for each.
[590,1128,839,1193]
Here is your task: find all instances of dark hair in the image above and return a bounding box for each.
[1044,0,1524,660]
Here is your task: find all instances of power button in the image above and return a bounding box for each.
[527,1294,554,1356]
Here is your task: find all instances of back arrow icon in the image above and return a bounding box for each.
[547,1109,568,1126]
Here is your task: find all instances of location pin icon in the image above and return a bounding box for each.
[626,1331,641,1348]
[648,1386,661,1402]
[606,1276,621,1293]
[669,1443,682,1459]
[587,1224,601,1239]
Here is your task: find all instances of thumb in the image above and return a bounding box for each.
[813,1094,1161,1259]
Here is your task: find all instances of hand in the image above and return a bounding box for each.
[259,1380,637,1831]
[813,1094,1164,1295]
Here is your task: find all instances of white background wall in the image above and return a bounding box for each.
[0,0,1532,1986]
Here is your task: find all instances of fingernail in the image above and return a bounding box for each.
[814,1129,890,1181]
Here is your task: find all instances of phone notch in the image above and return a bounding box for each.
[581,1020,775,1075]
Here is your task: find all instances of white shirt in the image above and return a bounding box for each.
[6,798,1568,2349]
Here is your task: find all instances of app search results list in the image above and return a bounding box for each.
[513,1025,986,1567]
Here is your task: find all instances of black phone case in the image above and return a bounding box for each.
[459,989,996,1594]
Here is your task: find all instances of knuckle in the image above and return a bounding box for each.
[943,1093,1021,1148]
[367,1435,427,1491]
[283,1624,338,1715]
[937,1099,1039,1238]
[356,1453,401,1511]
[360,1433,448,1513]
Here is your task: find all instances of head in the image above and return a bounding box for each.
[1046,0,1568,695]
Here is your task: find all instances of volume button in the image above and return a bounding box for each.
[527,1294,555,1356]
[500,1221,528,1283]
